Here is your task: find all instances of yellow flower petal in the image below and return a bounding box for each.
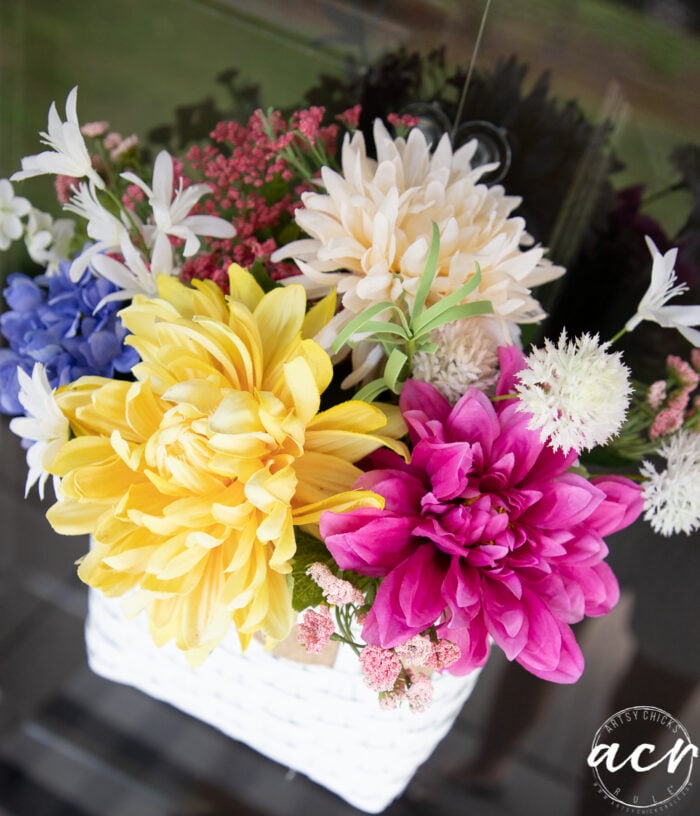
[45,266,402,663]
[227,262,264,312]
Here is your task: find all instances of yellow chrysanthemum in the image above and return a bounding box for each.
[46,265,406,663]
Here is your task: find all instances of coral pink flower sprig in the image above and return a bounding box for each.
[177,106,346,288]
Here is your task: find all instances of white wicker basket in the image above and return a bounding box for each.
[85,588,479,813]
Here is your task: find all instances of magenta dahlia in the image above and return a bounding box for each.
[320,347,643,683]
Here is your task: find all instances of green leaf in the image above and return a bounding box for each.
[249,258,281,293]
[331,301,403,353]
[355,320,408,340]
[411,222,440,322]
[384,348,408,393]
[412,265,488,334]
[290,528,333,613]
[354,378,389,402]
[414,300,493,337]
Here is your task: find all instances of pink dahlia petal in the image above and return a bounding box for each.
[362,546,445,648]
[496,345,527,402]
[526,441,579,483]
[517,615,584,683]
[482,578,529,660]
[491,404,544,484]
[588,475,644,536]
[399,380,451,442]
[522,474,603,529]
[411,440,473,501]
[575,561,620,617]
[447,389,499,455]
[321,509,416,575]
[355,469,426,514]
[437,609,490,675]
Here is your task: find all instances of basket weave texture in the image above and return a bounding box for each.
[85,589,480,813]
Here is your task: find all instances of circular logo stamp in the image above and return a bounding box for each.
[588,706,697,813]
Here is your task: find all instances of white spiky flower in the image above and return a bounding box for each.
[640,430,700,537]
[412,316,502,403]
[9,364,70,500]
[514,331,632,454]
[273,119,563,357]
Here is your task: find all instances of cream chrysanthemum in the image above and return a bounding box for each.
[273,120,563,357]
[45,265,406,663]
[641,430,700,536]
[412,316,501,404]
[514,332,632,454]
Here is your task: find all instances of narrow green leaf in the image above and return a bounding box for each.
[384,348,409,393]
[414,301,494,337]
[331,301,403,352]
[411,222,441,322]
[412,265,486,334]
[354,378,389,402]
[356,320,409,339]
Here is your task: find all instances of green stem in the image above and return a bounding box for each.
[608,326,628,346]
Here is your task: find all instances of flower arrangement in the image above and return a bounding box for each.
[2,79,699,714]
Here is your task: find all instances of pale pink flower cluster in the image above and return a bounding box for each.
[394,635,433,666]
[405,671,433,713]
[425,639,462,671]
[109,134,139,161]
[649,354,700,440]
[393,634,461,671]
[306,562,365,606]
[298,606,335,654]
[80,121,110,138]
[361,636,461,711]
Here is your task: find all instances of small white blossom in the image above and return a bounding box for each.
[9,364,70,500]
[515,331,632,454]
[640,430,700,536]
[625,236,700,347]
[24,208,75,273]
[412,316,501,403]
[64,182,131,280]
[91,235,168,308]
[0,178,30,250]
[11,87,105,190]
[121,150,235,270]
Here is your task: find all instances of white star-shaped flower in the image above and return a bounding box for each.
[11,87,105,190]
[0,178,30,250]
[121,150,235,269]
[625,236,700,347]
[9,364,70,500]
[63,182,131,280]
[91,235,169,309]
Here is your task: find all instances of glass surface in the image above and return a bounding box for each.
[1,2,698,815]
